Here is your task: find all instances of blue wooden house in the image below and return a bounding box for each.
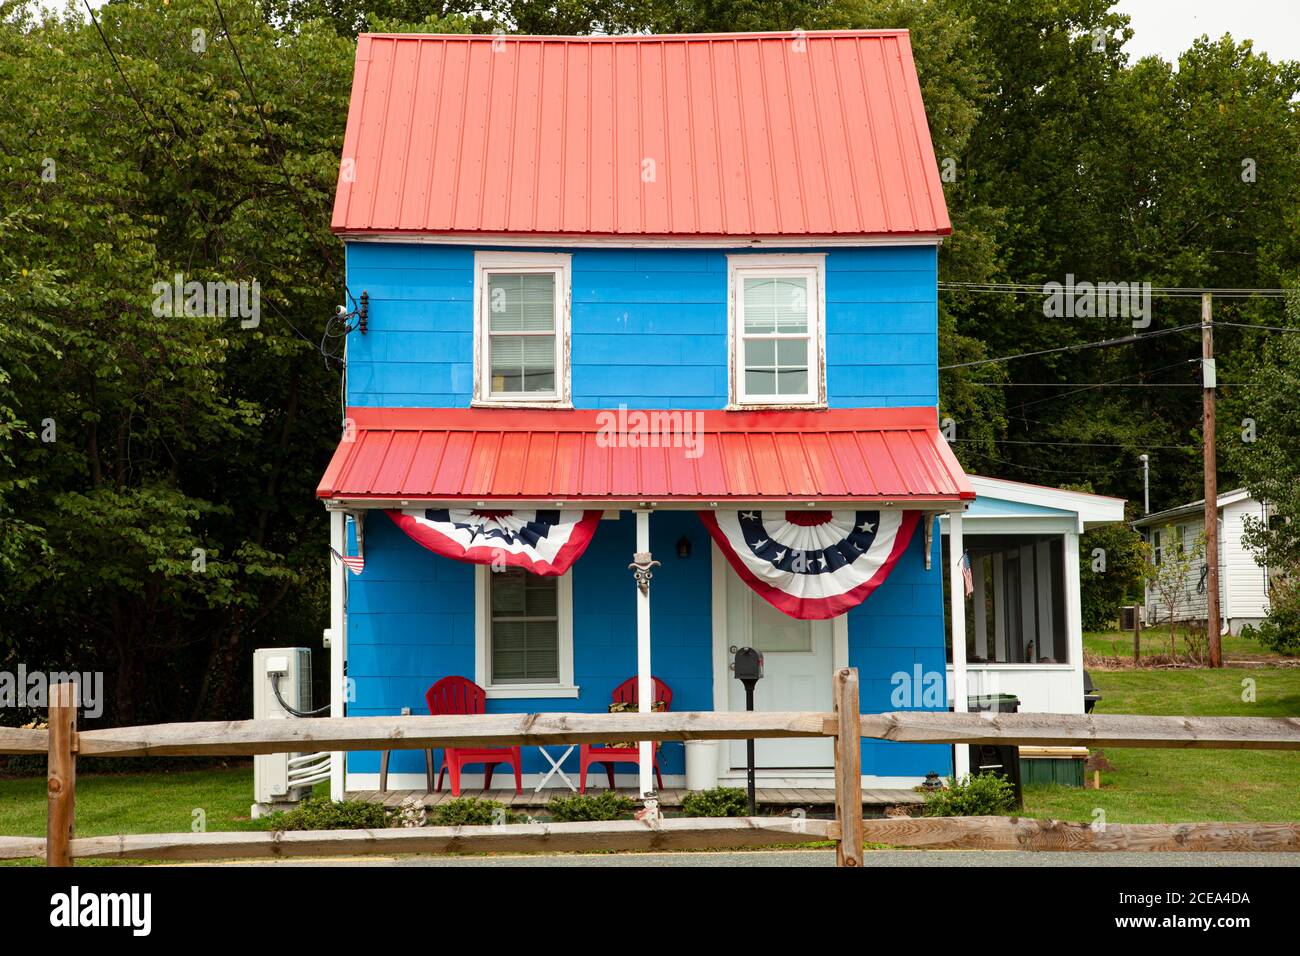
[317,30,976,799]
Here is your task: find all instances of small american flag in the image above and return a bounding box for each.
[961,552,974,598]
[332,547,364,575]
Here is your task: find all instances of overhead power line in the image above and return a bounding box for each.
[939,281,1295,299]
[941,324,1200,370]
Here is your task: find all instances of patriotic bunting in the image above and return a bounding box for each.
[700,509,922,620]
[386,508,602,576]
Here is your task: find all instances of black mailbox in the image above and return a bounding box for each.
[734,646,764,681]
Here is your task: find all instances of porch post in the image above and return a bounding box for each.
[633,510,655,802]
[329,508,347,801]
[1063,530,1086,711]
[948,509,970,779]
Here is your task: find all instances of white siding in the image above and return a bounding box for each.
[1144,497,1270,628]
[1221,498,1270,621]
[1144,516,1217,624]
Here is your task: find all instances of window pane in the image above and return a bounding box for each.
[489,273,555,332]
[490,335,556,394]
[776,368,808,395]
[746,368,776,395]
[524,577,558,616]
[490,572,560,684]
[751,593,812,651]
[742,277,777,333]
[776,338,807,366]
[490,569,527,613]
[492,621,559,683]
[746,338,775,366]
[775,277,809,333]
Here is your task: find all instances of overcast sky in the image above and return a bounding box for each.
[41,0,1300,65]
[1115,0,1300,63]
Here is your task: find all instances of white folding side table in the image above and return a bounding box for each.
[533,745,578,792]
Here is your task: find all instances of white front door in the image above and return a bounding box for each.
[725,569,835,769]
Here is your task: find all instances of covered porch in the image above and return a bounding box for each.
[940,476,1126,714]
[317,406,976,802]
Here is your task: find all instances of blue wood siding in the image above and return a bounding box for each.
[343,243,938,409]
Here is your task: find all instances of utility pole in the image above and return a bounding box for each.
[1202,293,1222,668]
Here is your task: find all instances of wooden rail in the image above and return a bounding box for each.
[2,675,1297,867]
[9,711,1298,758]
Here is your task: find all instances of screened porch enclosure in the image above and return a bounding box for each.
[945,534,1071,665]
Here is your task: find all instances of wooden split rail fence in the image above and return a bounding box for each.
[2,671,1298,866]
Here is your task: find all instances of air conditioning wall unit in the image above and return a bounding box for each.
[252,647,329,817]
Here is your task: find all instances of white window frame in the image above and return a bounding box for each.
[474,566,578,698]
[473,251,572,407]
[727,253,826,408]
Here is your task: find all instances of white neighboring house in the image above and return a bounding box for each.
[940,476,1127,715]
[1132,488,1273,636]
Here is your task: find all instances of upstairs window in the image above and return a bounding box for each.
[729,255,825,406]
[475,252,570,405]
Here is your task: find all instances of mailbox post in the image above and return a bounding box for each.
[732,646,764,815]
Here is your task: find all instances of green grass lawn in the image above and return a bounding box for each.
[0,765,275,866]
[1082,627,1294,661]
[1020,667,1300,824]
[0,766,268,841]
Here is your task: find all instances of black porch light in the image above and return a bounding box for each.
[676,534,692,559]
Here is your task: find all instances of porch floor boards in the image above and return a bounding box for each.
[349,787,925,810]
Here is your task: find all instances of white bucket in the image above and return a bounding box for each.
[684,740,720,791]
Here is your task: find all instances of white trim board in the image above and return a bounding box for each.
[727,253,827,407]
[474,565,576,698]
[472,251,572,407]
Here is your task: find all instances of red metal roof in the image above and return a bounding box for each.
[317,407,973,504]
[332,31,951,239]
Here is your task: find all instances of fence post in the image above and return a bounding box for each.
[833,667,863,868]
[47,681,78,867]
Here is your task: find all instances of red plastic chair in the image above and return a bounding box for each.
[425,676,522,797]
[579,676,672,793]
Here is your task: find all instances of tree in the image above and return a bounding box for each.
[1077,505,1148,632]
[0,0,352,723]
[1145,525,1206,659]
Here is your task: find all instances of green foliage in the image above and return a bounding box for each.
[922,773,1017,817]
[545,790,636,822]
[1224,296,1300,587]
[428,796,523,826]
[266,797,392,831]
[1073,497,1150,631]
[0,0,353,724]
[1239,578,1300,655]
[680,786,749,818]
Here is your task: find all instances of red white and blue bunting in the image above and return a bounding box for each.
[699,509,922,620]
[386,508,602,576]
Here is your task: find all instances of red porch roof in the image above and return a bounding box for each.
[332,31,951,240]
[317,407,974,505]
